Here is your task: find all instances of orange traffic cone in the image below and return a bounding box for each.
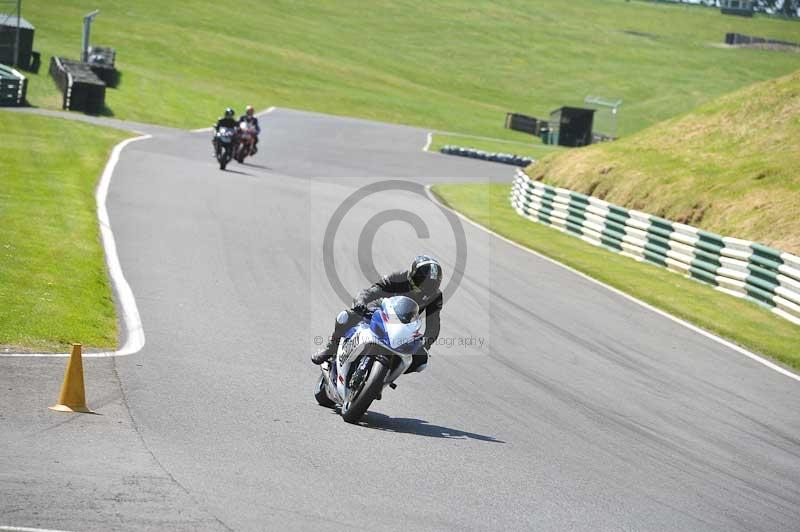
[49,343,93,413]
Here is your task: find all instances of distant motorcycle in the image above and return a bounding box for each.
[214,126,236,170]
[314,296,426,423]
[235,122,257,163]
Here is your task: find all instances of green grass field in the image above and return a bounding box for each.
[527,69,800,254]
[429,133,562,161]
[0,112,129,351]
[21,0,800,137]
[6,0,800,351]
[432,183,800,370]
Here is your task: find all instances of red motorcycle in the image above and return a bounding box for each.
[235,122,258,163]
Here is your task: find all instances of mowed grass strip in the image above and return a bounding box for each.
[430,133,562,161]
[21,0,800,136]
[431,183,800,371]
[0,112,130,351]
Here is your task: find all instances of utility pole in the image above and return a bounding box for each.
[12,0,20,66]
[81,9,99,62]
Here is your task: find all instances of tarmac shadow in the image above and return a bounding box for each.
[359,412,506,443]
[88,104,115,117]
[222,168,252,176]
[241,162,272,170]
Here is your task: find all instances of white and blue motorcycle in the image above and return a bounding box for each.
[314,296,425,423]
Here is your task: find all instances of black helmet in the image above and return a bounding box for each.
[224,107,235,118]
[409,255,441,293]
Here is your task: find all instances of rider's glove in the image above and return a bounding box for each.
[352,303,368,316]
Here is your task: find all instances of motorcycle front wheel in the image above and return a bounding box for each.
[341,358,389,424]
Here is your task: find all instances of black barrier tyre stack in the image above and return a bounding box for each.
[49,56,106,114]
[440,145,533,167]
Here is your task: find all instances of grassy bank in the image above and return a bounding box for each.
[431,183,800,370]
[429,133,562,161]
[0,112,129,351]
[21,0,800,135]
[527,70,800,254]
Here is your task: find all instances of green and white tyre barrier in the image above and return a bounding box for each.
[0,64,27,106]
[510,170,800,325]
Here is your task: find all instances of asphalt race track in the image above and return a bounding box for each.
[2,108,799,531]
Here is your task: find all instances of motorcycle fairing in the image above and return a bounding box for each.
[370,309,423,354]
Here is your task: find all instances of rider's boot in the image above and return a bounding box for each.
[313,310,356,365]
[311,340,336,365]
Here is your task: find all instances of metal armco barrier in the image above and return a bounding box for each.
[0,64,27,106]
[510,170,800,325]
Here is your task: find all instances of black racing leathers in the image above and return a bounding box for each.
[352,270,442,349]
[215,117,239,130]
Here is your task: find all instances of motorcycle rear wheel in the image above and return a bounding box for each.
[314,373,336,408]
[341,359,389,424]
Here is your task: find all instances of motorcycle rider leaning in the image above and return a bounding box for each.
[212,107,239,157]
[312,255,443,374]
[238,105,261,154]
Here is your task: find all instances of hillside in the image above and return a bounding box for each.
[19,0,800,136]
[526,69,800,253]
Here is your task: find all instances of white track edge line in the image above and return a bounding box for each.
[0,525,75,532]
[422,132,432,152]
[425,185,800,383]
[2,135,151,359]
[190,106,276,133]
